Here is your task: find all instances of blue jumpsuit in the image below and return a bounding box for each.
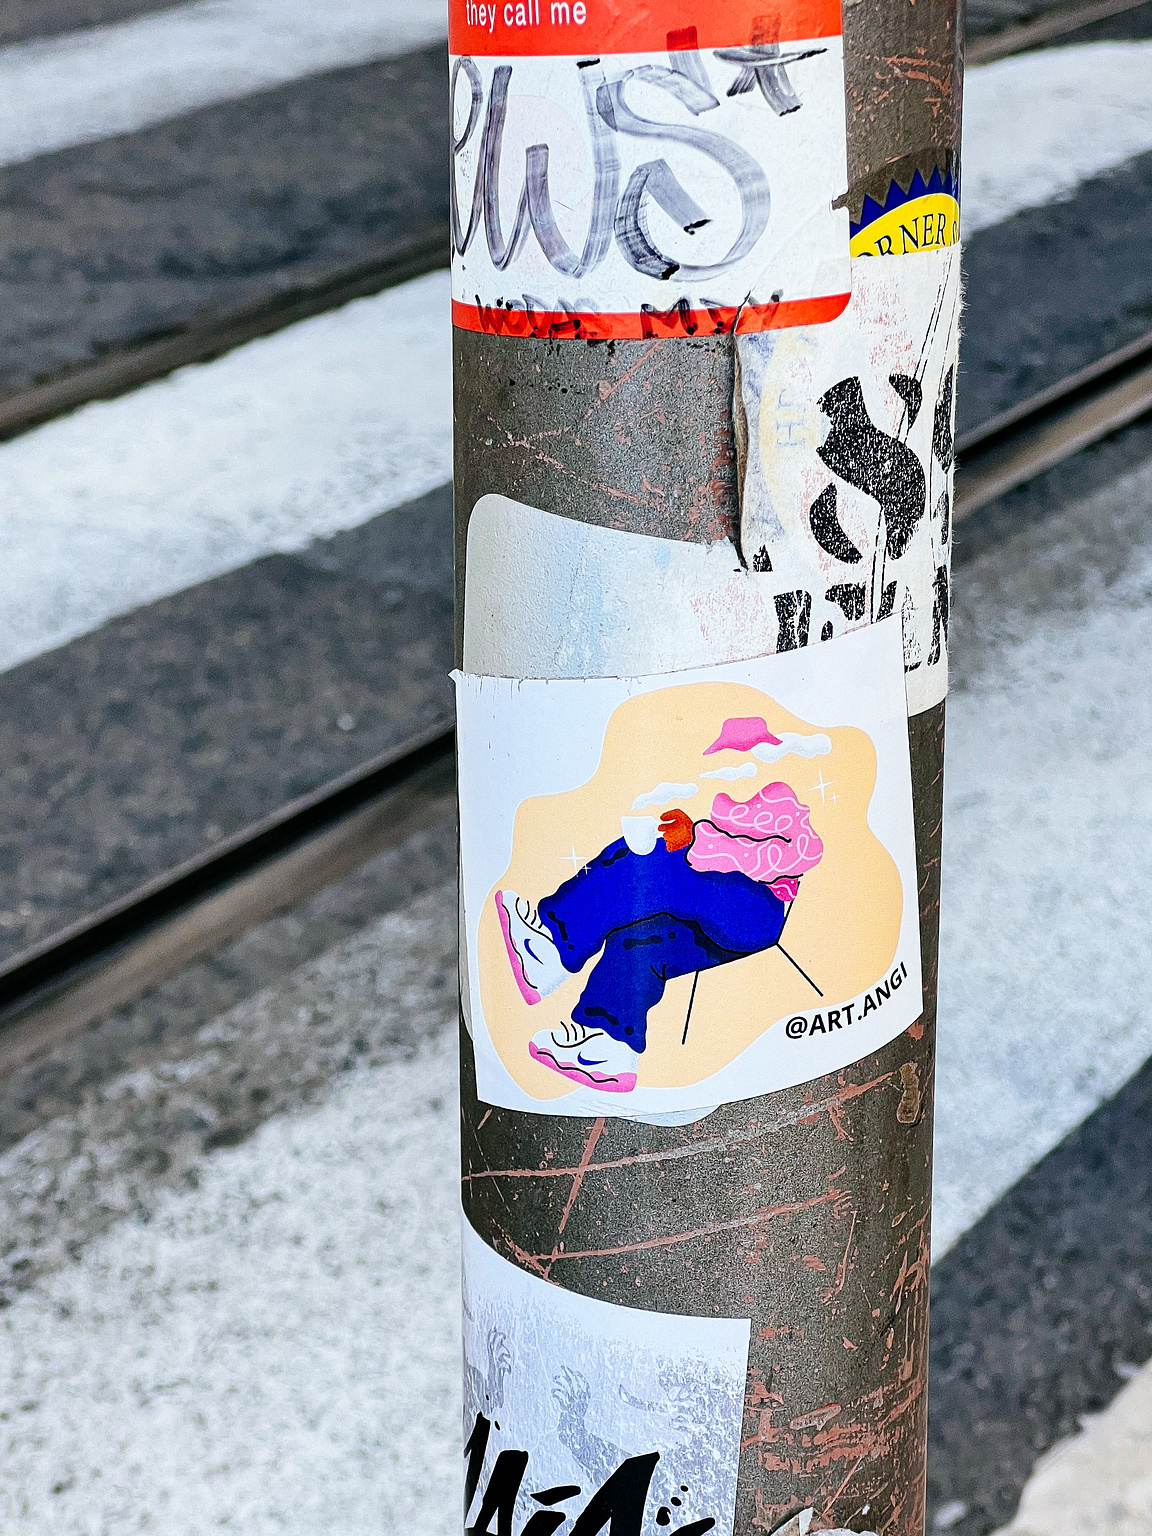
[537,836,788,1051]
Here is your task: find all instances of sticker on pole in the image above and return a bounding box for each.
[454,620,922,1120]
[449,0,851,339]
[462,1216,749,1535]
[736,244,962,716]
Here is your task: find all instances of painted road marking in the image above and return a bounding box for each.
[963,39,1152,233]
[0,887,462,1535]
[990,1358,1152,1535]
[0,269,451,673]
[935,446,1152,1254]
[0,0,448,169]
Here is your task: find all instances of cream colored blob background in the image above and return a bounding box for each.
[478,679,902,1099]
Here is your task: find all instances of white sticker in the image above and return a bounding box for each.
[454,619,923,1121]
[462,1216,749,1534]
[449,0,850,339]
[736,247,962,714]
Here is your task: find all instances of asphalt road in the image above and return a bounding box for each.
[0,3,1150,1533]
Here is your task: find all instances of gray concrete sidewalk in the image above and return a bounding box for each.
[0,880,461,1534]
[3,434,1152,1529]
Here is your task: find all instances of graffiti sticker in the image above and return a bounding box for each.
[454,619,922,1120]
[462,1216,749,1535]
[449,0,851,339]
[736,245,961,714]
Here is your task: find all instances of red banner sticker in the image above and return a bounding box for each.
[449,0,843,56]
[450,0,850,339]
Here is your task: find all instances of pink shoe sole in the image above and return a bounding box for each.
[495,890,542,1006]
[528,1041,637,1093]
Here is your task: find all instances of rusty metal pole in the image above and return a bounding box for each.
[453,0,962,1525]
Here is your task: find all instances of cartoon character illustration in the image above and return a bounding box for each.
[495,754,824,1093]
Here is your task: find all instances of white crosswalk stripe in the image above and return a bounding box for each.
[0,0,448,169]
[0,270,451,672]
[963,39,1152,232]
[936,452,1152,1253]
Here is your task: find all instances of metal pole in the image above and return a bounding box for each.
[453,0,962,1525]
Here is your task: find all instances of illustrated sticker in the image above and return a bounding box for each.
[449,0,851,339]
[849,167,959,258]
[462,1216,749,1535]
[454,619,922,1120]
[736,245,961,715]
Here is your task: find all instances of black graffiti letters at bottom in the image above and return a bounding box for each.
[468,1446,531,1536]
[465,1426,715,1536]
[569,1452,660,1535]
[466,1412,494,1517]
[521,1514,569,1536]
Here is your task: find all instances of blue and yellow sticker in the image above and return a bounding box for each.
[849,168,959,257]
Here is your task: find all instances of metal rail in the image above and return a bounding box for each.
[7,324,1152,1051]
[966,0,1152,64]
[953,327,1152,520]
[0,724,455,1066]
[0,97,1146,1061]
[0,224,448,443]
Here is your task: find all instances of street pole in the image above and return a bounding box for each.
[452,0,962,1526]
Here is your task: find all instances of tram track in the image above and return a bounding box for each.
[953,326,1152,520]
[0,223,449,443]
[4,0,1152,1064]
[966,0,1152,64]
[5,321,1152,1062]
[0,722,454,1070]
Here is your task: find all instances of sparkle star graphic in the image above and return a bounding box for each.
[810,769,836,805]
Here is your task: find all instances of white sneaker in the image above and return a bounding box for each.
[529,1020,639,1093]
[495,890,566,1005]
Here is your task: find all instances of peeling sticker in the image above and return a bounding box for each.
[463,1216,749,1535]
[453,618,922,1120]
[449,0,850,338]
[736,246,961,714]
[896,1060,921,1124]
[849,167,959,258]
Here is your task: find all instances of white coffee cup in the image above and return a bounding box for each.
[621,815,659,855]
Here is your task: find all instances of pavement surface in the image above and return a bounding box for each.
[1,30,1150,964]
[2,425,1152,1531]
[0,484,452,961]
[991,1358,1152,1536]
[0,886,461,1534]
[0,47,448,396]
[1,1,1152,1532]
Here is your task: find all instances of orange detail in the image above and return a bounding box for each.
[658,808,695,852]
[449,0,842,57]
[451,290,851,339]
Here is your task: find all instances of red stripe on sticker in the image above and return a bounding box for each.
[451,292,851,339]
[449,0,842,56]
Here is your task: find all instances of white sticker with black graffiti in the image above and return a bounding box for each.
[463,1216,749,1535]
[448,0,850,339]
[736,247,962,714]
